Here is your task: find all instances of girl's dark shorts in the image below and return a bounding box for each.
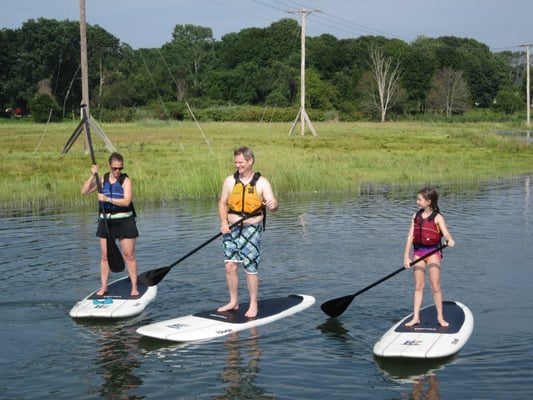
[96,217,139,239]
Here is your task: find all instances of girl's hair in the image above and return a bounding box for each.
[418,187,439,211]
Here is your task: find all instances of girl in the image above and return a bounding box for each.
[404,187,455,327]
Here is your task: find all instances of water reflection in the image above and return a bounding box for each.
[75,320,142,399]
[374,355,455,386]
[317,317,350,342]
[215,328,274,400]
[410,374,441,400]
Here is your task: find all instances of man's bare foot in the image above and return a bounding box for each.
[438,318,449,327]
[217,303,239,312]
[244,305,258,318]
[405,318,420,327]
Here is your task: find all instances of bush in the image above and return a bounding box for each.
[28,94,63,123]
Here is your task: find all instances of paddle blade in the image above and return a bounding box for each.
[320,294,356,318]
[137,266,171,287]
[106,235,125,273]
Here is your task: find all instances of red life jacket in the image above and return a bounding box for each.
[413,209,441,248]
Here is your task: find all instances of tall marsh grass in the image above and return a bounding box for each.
[1,119,532,209]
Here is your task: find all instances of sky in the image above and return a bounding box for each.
[1,0,532,52]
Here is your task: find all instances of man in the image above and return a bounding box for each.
[218,146,278,318]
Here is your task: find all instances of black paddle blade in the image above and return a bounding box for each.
[137,266,171,287]
[320,294,356,318]
[106,235,125,273]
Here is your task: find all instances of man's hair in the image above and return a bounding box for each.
[234,146,254,163]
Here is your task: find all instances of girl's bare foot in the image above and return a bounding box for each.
[438,318,449,327]
[405,318,420,327]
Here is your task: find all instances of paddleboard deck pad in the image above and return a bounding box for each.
[69,276,157,319]
[373,301,473,359]
[137,294,315,342]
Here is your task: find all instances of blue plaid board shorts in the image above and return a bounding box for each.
[223,223,263,274]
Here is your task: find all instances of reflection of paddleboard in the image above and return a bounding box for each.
[137,294,315,342]
[374,355,455,384]
[69,276,157,318]
[373,301,473,359]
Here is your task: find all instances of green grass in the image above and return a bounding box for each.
[1,119,532,209]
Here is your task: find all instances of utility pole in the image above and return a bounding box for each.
[79,0,90,151]
[65,0,117,154]
[520,44,531,130]
[288,9,319,136]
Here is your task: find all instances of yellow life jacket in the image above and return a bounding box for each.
[228,172,264,218]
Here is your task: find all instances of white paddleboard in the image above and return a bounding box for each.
[373,301,473,359]
[137,294,315,342]
[69,276,157,319]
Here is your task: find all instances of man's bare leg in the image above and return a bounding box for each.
[244,273,258,318]
[218,261,239,312]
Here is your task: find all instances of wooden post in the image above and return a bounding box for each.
[288,9,318,136]
[79,0,90,151]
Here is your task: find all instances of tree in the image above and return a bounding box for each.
[364,47,403,122]
[166,24,215,97]
[493,87,524,114]
[426,67,470,116]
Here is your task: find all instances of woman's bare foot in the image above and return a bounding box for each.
[438,318,449,327]
[130,289,140,297]
[217,302,239,312]
[405,318,420,327]
[96,288,107,296]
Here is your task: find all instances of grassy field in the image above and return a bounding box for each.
[1,118,532,209]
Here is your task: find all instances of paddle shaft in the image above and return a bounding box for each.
[137,217,249,286]
[82,106,125,273]
[320,243,448,317]
[173,222,246,268]
[354,244,447,297]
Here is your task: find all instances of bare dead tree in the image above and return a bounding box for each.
[426,67,470,117]
[368,47,402,122]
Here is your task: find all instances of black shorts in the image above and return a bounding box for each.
[96,217,139,239]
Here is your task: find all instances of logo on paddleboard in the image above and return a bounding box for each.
[402,340,423,346]
[93,298,113,306]
[167,323,190,330]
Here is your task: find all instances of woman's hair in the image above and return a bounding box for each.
[418,187,439,211]
[108,152,123,164]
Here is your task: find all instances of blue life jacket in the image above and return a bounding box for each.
[99,172,136,216]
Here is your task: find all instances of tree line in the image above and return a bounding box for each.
[0,17,528,122]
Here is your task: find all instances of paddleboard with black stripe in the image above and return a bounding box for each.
[69,276,157,318]
[373,300,473,359]
[137,294,315,342]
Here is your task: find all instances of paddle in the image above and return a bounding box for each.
[320,243,448,318]
[82,105,125,273]
[137,218,247,287]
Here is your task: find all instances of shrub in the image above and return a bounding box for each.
[28,94,63,122]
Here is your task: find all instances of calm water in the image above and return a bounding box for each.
[1,178,533,399]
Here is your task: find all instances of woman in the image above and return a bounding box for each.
[81,152,139,297]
